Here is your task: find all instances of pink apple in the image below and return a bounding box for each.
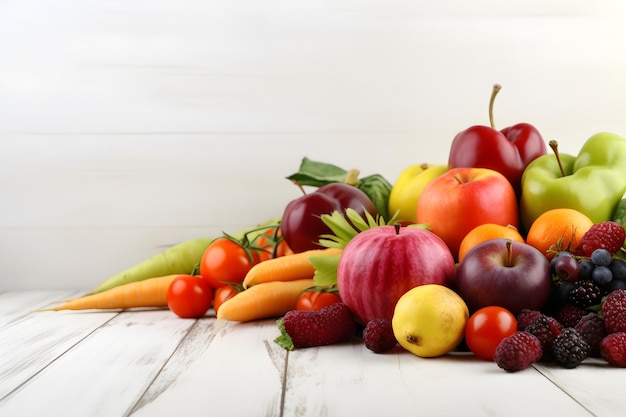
[455,238,551,316]
[417,167,519,261]
[337,224,456,325]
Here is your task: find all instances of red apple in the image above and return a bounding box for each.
[282,183,377,253]
[416,167,518,261]
[448,84,547,194]
[337,224,456,325]
[456,238,551,316]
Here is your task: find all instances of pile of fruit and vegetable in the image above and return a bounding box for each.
[45,84,626,373]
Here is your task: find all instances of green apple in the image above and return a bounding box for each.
[520,132,626,232]
[388,163,448,224]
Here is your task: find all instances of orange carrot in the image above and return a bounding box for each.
[43,274,184,311]
[242,247,342,289]
[217,278,314,322]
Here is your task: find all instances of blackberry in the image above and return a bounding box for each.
[574,312,606,357]
[516,309,543,330]
[524,315,561,360]
[493,331,542,372]
[555,303,587,328]
[568,279,602,308]
[551,328,590,368]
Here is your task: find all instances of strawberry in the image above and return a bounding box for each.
[274,303,357,350]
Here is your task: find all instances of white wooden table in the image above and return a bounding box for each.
[0,291,623,417]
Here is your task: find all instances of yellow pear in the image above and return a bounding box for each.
[392,284,469,357]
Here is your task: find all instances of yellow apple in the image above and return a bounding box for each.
[388,163,448,224]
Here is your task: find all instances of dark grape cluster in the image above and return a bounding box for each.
[550,250,626,310]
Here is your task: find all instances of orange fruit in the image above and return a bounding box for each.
[525,208,594,260]
[458,223,525,263]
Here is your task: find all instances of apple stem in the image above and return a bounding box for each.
[394,223,401,235]
[505,240,513,267]
[291,180,308,196]
[344,169,361,186]
[454,173,463,185]
[489,83,502,129]
[549,140,567,177]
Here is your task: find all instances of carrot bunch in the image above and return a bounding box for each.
[43,274,185,311]
[41,217,341,320]
[217,247,342,323]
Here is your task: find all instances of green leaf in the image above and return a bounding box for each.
[286,157,349,187]
[346,208,370,232]
[274,318,295,351]
[320,211,359,245]
[310,253,342,287]
[317,237,345,249]
[285,158,394,222]
[407,223,431,231]
[357,174,392,220]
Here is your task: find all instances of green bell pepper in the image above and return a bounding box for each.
[520,132,626,232]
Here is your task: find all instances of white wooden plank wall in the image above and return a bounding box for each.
[2,0,626,290]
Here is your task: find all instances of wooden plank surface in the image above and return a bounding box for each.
[4,292,626,417]
[129,318,286,417]
[282,343,593,417]
[0,306,195,417]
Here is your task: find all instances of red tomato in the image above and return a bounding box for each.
[465,306,517,361]
[296,290,342,311]
[255,228,292,261]
[200,237,260,288]
[167,275,213,318]
[213,285,239,314]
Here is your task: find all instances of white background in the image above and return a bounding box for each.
[2,0,626,290]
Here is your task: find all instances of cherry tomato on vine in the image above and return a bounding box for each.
[200,237,260,288]
[296,290,342,311]
[255,228,292,261]
[213,285,240,314]
[464,306,517,361]
[167,275,213,318]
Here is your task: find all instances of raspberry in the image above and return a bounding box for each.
[362,318,397,353]
[581,221,626,257]
[602,289,626,334]
[568,279,602,308]
[516,309,543,330]
[274,303,357,350]
[551,328,590,368]
[600,332,626,367]
[524,315,562,360]
[493,331,542,372]
[555,303,587,328]
[574,312,607,357]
